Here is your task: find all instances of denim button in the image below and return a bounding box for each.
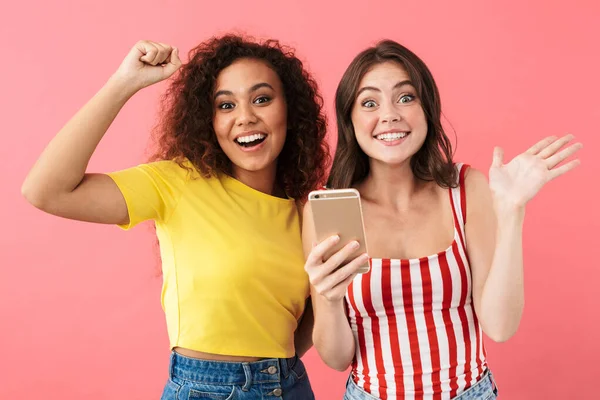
[272,388,283,396]
[267,366,278,374]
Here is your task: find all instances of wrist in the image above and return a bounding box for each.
[106,73,143,99]
[316,295,345,311]
[493,199,526,230]
[493,197,525,217]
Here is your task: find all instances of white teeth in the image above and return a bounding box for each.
[375,132,408,141]
[236,133,266,144]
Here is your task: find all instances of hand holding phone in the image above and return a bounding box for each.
[308,188,369,274]
[304,234,369,302]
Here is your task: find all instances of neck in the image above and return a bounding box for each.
[359,158,423,209]
[232,164,282,197]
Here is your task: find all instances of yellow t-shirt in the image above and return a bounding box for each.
[107,160,308,358]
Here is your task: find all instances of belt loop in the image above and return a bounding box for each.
[242,363,252,391]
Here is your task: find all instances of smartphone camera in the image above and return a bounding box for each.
[314,195,320,199]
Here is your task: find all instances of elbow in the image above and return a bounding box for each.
[484,322,520,343]
[324,358,352,372]
[331,365,351,372]
[487,331,515,343]
[479,301,524,343]
[313,340,353,371]
[21,180,46,210]
[21,180,57,213]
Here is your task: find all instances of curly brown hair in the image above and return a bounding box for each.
[328,40,457,189]
[150,34,330,200]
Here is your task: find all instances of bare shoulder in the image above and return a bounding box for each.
[463,167,493,214]
[464,167,488,189]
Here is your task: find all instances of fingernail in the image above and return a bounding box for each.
[332,235,340,242]
[351,241,359,249]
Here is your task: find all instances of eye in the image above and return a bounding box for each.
[218,102,235,110]
[254,96,271,105]
[361,99,377,108]
[399,94,415,104]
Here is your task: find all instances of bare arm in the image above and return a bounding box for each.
[467,135,582,342]
[21,41,182,224]
[22,79,136,224]
[303,202,367,371]
[465,168,525,342]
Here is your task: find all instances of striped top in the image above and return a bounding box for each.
[346,163,487,400]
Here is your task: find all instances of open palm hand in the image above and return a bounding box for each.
[489,135,582,208]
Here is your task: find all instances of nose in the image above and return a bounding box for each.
[380,102,402,124]
[236,104,258,126]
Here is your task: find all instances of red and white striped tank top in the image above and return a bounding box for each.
[346,164,487,400]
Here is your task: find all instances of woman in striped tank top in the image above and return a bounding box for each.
[302,40,582,400]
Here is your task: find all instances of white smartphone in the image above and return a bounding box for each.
[308,188,370,274]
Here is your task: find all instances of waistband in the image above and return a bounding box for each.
[345,369,498,399]
[168,351,297,386]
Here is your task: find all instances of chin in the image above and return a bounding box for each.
[384,159,411,168]
[367,152,412,167]
[233,159,274,173]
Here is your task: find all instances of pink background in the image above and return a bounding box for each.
[2,0,598,398]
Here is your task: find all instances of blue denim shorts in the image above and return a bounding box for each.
[344,369,498,400]
[160,351,314,400]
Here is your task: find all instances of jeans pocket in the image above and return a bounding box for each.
[187,384,236,400]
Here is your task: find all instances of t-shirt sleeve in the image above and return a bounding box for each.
[106,161,184,230]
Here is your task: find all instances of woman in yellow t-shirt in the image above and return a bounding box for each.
[22,35,329,399]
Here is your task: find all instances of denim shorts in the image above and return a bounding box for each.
[344,369,498,400]
[160,351,314,400]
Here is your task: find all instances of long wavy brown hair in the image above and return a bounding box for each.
[328,40,457,189]
[151,34,330,199]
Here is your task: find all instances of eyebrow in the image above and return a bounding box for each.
[356,80,414,97]
[214,82,275,99]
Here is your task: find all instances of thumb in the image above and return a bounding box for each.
[163,47,182,77]
[492,146,504,168]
